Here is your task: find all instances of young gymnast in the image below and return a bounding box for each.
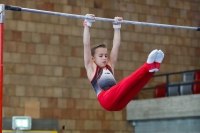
[83,14,164,111]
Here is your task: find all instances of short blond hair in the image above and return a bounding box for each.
[91,43,107,56]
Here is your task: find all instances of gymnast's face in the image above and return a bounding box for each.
[92,47,108,67]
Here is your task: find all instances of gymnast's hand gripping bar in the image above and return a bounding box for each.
[4,4,200,31]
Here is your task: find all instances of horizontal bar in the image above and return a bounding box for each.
[5,5,200,31]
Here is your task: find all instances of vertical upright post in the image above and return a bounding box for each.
[0,4,5,133]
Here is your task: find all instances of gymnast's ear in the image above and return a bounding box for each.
[92,56,95,61]
[92,55,98,63]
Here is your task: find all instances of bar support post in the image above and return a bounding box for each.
[0,4,5,133]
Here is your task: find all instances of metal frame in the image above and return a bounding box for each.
[143,69,200,98]
[4,4,200,31]
[0,4,5,133]
[0,4,5,23]
[1,4,200,131]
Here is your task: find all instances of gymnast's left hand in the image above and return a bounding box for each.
[83,14,96,27]
[113,16,123,29]
[85,14,96,22]
[114,16,123,24]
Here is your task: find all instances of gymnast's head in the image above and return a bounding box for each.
[91,43,108,67]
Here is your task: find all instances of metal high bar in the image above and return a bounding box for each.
[4,4,200,31]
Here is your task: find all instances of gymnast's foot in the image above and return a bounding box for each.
[154,50,164,72]
[146,49,158,72]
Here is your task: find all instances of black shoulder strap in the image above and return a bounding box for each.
[96,66,103,80]
[106,65,113,74]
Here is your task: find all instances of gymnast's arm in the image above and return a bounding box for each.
[83,14,95,72]
[109,17,122,72]
[83,14,96,73]
[83,26,93,71]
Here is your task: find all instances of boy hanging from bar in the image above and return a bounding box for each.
[83,14,164,111]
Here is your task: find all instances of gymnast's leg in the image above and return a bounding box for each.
[98,50,164,111]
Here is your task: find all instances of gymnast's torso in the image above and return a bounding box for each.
[90,65,117,96]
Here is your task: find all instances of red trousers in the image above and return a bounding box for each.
[97,63,154,111]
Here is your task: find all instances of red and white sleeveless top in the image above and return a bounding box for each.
[91,65,117,96]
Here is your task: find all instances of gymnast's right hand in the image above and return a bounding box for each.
[83,14,96,27]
